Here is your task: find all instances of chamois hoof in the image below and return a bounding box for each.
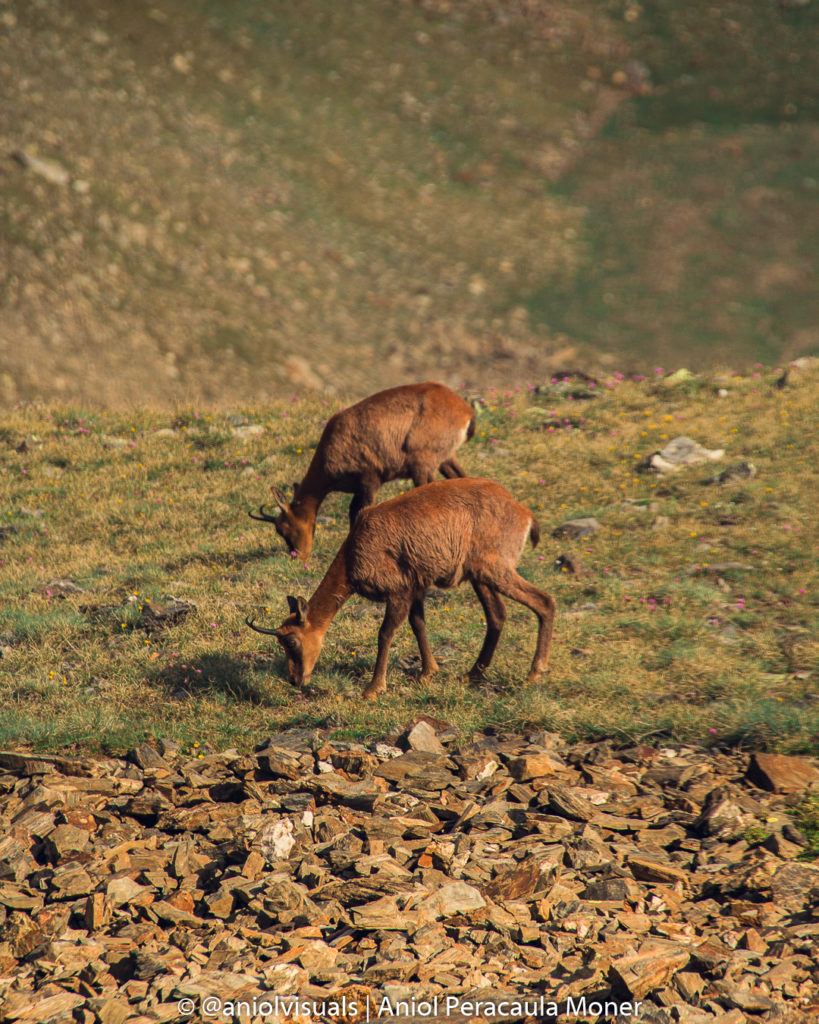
[418,663,440,682]
[361,684,386,701]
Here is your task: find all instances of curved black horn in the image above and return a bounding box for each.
[245,616,281,636]
[248,504,278,523]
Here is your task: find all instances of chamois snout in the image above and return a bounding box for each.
[275,516,313,562]
[247,597,320,686]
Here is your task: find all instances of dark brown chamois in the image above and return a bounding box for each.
[246,478,556,699]
[249,382,475,560]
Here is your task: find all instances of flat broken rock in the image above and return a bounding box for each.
[768,861,819,912]
[628,856,690,887]
[482,854,557,901]
[416,880,486,918]
[609,942,691,1000]
[400,720,446,755]
[542,781,595,821]
[746,751,819,793]
[507,752,563,781]
[351,896,410,930]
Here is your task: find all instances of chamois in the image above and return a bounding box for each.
[249,382,475,560]
[246,478,556,700]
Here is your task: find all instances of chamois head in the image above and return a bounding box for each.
[246,595,322,686]
[249,485,314,561]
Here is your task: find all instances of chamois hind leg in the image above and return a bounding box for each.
[408,597,439,681]
[489,568,556,681]
[362,594,412,700]
[467,582,506,681]
[348,475,380,525]
[439,457,467,479]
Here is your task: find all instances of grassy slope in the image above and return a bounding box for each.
[524,0,819,369]
[1,0,817,408]
[0,0,616,405]
[1,365,817,756]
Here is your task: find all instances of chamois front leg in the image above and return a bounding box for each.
[409,458,437,487]
[348,475,380,525]
[362,594,412,700]
[467,582,506,681]
[492,569,556,681]
[408,597,439,681]
[439,457,466,479]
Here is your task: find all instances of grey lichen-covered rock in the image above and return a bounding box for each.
[552,516,601,539]
[259,818,296,862]
[707,460,756,485]
[639,436,725,474]
[400,719,446,754]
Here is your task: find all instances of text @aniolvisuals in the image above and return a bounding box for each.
[177,993,644,1019]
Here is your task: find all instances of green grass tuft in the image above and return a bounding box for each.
[791,795,819,861]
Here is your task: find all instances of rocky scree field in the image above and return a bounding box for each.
[0,734,816,1022]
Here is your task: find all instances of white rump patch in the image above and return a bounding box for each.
[519,525,531,558]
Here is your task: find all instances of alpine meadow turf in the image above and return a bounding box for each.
[1,364,816,757]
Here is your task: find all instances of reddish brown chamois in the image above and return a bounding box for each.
[249,382,475,561]
[246,478,556,700]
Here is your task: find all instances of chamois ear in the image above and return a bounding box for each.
[286,595,308,625]
[272,486,291,513]
[292,481,299,499]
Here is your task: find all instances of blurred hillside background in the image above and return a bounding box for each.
[1,0,817,407]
